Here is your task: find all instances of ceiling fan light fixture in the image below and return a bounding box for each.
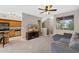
[38,5,57,14]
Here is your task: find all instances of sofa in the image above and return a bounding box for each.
[53,33,72,41]
[51,33,79,53]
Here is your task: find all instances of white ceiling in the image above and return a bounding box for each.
[22,5,79,17]
[0,5,78,20]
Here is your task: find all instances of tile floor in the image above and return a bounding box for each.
[0,36,53,53]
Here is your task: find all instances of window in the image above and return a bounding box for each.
[56,15,74,30]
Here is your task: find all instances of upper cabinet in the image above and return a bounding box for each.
[0,19,21,27]
[9,21,21,27]
[0,19,9,23]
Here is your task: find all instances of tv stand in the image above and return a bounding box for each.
[26,31,39,40]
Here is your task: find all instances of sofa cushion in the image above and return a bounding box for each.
[69,38,79,51]
[53,33,72,41]
[59,38,70,44]
[64,33,72,39]
[71,43,79,51]
[53,34,64,41]
[51,43,78,53]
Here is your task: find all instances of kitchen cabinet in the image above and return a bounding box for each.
[0,19,21,37]
[0,19,21,27]
[9,30,21,37]
[9,21,21,27]
[9,30,16,37]
[0,19,9,23]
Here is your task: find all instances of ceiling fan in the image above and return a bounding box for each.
[38,5,57,14]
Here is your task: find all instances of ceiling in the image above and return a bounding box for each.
[0,5,78,20]
[22,5,79,17]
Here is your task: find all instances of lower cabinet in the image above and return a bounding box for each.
[9,30,21,37]
[9,30,16,37]
[26,31,39,40]
[15,31,21,36]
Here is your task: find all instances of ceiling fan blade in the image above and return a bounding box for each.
[38,8,45,10]
[49,9,57,11]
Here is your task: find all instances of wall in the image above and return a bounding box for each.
[48,17,55,34]
[41,14,55,35]
[42,18,54,35]
[22,13,41,39]
[53,9,79,35]
[77,8,79,31]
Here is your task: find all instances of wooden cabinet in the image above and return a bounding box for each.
[9,21,21,27]
[0,19,21,37]
[0,19,9,23]
[26,31,39,40]
[9,30,21,37]
[15,31,21,36]
[0,19,21,27]
[9,30,16,37]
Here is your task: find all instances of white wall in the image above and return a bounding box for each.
[42,17,54,35]
[77,8,79,32]
[48,17,55,34]
[22,13,40,39]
